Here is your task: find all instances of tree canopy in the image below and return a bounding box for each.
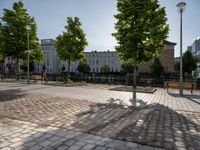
[56,17,88,79]
[113,0,169,105]
[150,58,164,78]
[113,0,169,65]
[101,60,110,74]
[0,1,43,77]
[121,62,134,73]
[78,60,90,74]
[182,50,197,74]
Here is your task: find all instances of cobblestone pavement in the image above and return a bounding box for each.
[0,82,200,149]
[0,118,163,150]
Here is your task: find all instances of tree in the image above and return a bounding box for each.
[121,62,134,73]
[150,58,164,78]
[78,60,90,74]
[113,0,169,106]
[20,61,34,72]
[0,1,44,79]
[174,62,180,72]
[42,64,46,71]
[61,65,65,72]
[101,60,110,74]
[56,17,88,81]
[182,50,197,74]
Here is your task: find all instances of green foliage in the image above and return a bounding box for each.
[78,60,90,74]
[0,23,5,60]
[64,79,74,84]
[61,65,65,72]
[56,17,88,79]
[42,64,46,71]
[113,0,169,65]
[0,1,44,77]
[113,0,169,95]
[101,60,110,73]
[174,62,180,72]
[182,50,197,74]
[121,62,134,73]
[150,58,164,78]
[20,61,34,72]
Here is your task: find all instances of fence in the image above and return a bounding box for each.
[3,72,200,89]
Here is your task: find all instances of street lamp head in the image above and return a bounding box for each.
[26,25,31,30]
[177,2,186,13]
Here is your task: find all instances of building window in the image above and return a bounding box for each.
[93,68,95,72]
[96,60,98,65]
[96,68,98,72]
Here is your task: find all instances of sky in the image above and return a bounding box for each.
[0,0,200,57]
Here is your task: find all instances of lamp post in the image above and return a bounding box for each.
[177,2,186,96]
[26,25,31,84]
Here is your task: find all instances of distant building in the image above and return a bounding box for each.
[191,36,200,54]
[174,57,180,64]
[187,46,192,53]
[34,39,176,74]
[34,39,59,74]
[0,56,23,74]
[139,41,176,73]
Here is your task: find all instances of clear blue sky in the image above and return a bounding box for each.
[0,0,199,57]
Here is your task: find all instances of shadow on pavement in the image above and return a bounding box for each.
[0,89,27,102]
[70,99,199,149]
[1,94,199,149]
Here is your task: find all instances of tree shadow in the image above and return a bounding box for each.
[0,89,27,102]
[3,96,200,149]
[70,99,200,149]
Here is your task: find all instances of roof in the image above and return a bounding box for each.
[165,40,177,45]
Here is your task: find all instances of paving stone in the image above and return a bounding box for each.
[64,139,77,146]
[68,145,82,150]
[39,140,54,147]
[126,142,138,148]
[29,145,43,150]
[24,141,37,147]
[94,146,107,150]
[1,147,14,150]
[81,144,96,150]
[0,142,10,148]
[0,84,200,150]
[57,144,69,150]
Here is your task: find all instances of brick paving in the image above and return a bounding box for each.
[0,82,200,149]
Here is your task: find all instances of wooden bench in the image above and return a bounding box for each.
[165,81,194,94]
[32,75,45,82]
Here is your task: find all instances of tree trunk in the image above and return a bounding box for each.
[16,58,20,80]
[67,60,71,81]
[132,63,137,107]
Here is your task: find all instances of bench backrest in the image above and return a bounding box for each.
[165,81,195,89]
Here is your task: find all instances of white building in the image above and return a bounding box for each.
[35,39,122,74]
[35,39,175,74]
[188,36,200,54]
[61,51,122,73]
[35,39,59,74]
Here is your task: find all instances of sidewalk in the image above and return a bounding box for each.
[0,82,200,149]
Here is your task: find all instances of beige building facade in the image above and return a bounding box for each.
[138,41,176,73]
